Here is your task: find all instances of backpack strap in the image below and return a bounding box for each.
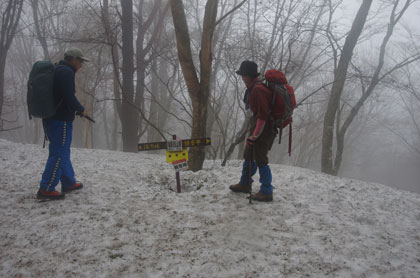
[244,80,264,110]
[42,119,49,148]
[278,119,283,144]
[266,81,281,135]
[53,64,64,113]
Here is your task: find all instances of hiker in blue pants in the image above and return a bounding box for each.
[37,48,89,200]
[229,61,276,202]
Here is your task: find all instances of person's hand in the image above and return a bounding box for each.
[81,111,87,117]
[246,135,257,146]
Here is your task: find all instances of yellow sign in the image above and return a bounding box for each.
[181,138,211,148]
[166,149,188,163]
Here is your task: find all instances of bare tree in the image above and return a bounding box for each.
[385,64,420,157]
[0,0,24,129]
[322,0,419,175]
[102,0,169,152]
[169,0,219,171]
[321,0,372,175]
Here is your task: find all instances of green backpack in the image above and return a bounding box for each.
[27,61,60,119]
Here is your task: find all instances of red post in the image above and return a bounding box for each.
[173,135,181,193]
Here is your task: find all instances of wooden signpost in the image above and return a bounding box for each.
[138,135,211,193]
[138,137,211,151]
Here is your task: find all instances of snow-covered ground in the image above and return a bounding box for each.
[0,138,419,278]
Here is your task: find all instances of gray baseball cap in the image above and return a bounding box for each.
[64,48,90,62]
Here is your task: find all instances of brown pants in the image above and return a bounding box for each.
[243,117,276,167]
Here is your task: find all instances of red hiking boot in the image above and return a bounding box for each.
[62,182,83,193]
[37,189,65,200]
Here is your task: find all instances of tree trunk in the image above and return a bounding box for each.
[148,59,159,142]
[101,0,122,150]
[206,0,236,151]
[120,0,139,152]
[332,0,416,174]
[147,58,172,142]
[156,59,172,134]
[112,108,119,150]
[321,0,372,175]
[31,0,50,60]
[80,92,94,149]
[169,0,218,171]
[102,101,111,149]
[0,58,5,128]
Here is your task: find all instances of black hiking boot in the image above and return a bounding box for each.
[247,191,273,202]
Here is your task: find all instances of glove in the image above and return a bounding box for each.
[246,135,257,146]
[76,111,87,117]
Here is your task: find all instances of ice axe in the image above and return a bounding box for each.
[76,111,95,123]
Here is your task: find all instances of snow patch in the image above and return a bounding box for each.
[1,139,420,277]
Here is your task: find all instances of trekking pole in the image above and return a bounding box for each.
[249,145,253,204]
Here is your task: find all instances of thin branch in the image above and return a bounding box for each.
[215,0,247,26]
[295,81,335,108]
[382,124,420,157]
[0,126,23,132]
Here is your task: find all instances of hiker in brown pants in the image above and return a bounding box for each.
[229,61,276,202]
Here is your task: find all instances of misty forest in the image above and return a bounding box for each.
[1,0,419,193]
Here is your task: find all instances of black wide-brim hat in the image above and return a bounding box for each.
[236,61,260,77]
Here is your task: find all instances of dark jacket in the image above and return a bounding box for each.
[52,60,84,121]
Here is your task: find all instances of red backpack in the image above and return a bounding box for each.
[264,69,296,156]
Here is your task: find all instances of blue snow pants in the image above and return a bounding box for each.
[40,119,76,191]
